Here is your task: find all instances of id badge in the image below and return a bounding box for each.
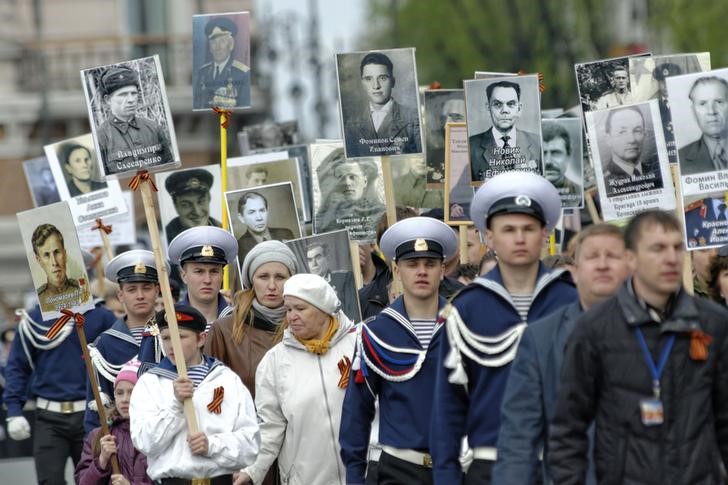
[640,398,664,426]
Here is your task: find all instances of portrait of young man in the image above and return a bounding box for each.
[337,48,423,159]
[161,167,222,244]
[192,13,251,110]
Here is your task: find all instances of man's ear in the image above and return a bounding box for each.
[197,331,207,350]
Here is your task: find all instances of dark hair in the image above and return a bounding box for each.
[612,65,628,75]
[542,123,571,155]
[306,242,329,256]
[708,254,728,304]
[359,52,394,80]
[31,224,64,255]
[237,192,267,215]
[623,210,681,251]
[486,81,521,102]
[454,263,479,280]
[58,143,91,166]
[376,206,417,245]
[479,249,498,275]
[605,106,644,134]
[688,76,728,102]
[333,158,379,184]
[573,223,624,260]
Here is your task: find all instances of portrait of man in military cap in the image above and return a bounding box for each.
[82,56,179,177]
[192,12,251,110]
[156,165,223,244]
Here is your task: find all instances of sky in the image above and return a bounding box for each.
[254,0,368,140]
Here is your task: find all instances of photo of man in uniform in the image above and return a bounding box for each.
[95,64,173,174]
[236,191,295,262]
[57,142,107,196]
[306,241,359,320]
[193,15,250,110]
[600,105,663,197]
[595,65,633,109]
[684,196,728,248]
[32,224,81,313]
[395,156,444,209]
[542,121,583,207]
[341,50,422,158]
[164,168,221,243]
[679,76,728,175]
[469,80,542,182]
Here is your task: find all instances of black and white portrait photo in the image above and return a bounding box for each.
[225,182,302,274]
[629,53,711,163]
[666,69,728,179]
[311,142,385,242]
[17,201,94,320]
[423,89,465,187]
[240,120,300,153]
[250,144,313,221]
[337,48,423,158]
[444,122,475,224]
[464,75,543,184]
[586,100,674,220]
[82,55,179,178]
[285,229,362,322]
[44,133,127,226]
[575,54,649,114]
[156,165,223,246]
[192,12,251,110]
[391,155,444,211]
[541,118,584,208]
[23,156,61,208]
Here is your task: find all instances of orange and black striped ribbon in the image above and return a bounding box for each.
[689,330,712,361]
[46,309,85,339]
[517,70,546,93]
[128,170,158,192]
[207,386,224,414]
[338,356,352,389]
[212,107,233,129]
[92,218,113,234]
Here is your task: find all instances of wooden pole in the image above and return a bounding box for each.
[585,189,601,224]
[138,178,199,433]
[670,165,693,294]
[459,225,468,264]
[76,318,120,475]
[380,155,402,297]
[99,231,113,262]
[350,240,363,290]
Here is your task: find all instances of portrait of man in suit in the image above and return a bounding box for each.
[306,241,359,320]
[679,76,728,175]
[600,105,664,198]
[340,50,422,158]
[236,191,295,262]
[469,80,542,182]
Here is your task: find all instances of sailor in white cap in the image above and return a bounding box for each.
[340,217,457,484]
[429,171,577,484]
[83,249,165,433]
[168,225,237,325]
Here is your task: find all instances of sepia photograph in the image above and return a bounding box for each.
[192,11,251,111]
[423,89,465,187]
[444,122,475,224]
[310,142,385,242]
[390,154,443,211]
[17,201,94,320]
[541,118,584,208]
[225,182,303,275]
[285,229,362,322]
[586,100,675,221]
[240,120,300,152]
[23,156,61,208]
[629,53,711,163]
[44,133,127,227]
[464,75,543,184]
[156,164,223,246]
[81,55,180,178]
[337,48,423,158]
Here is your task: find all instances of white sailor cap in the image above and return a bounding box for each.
[470,171,561,232]
[105,249,167,284]
[380,216,458,261]
[168,226,238,266]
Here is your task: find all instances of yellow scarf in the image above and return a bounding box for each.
[297,317,339,355]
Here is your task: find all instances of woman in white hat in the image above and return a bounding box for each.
[235,273,356,485]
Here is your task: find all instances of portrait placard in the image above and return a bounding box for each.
[390,154,443,211]
[23,156,61,207]
[575,54,649,114]
[629,53,711,163]
[225,182,303,277]
[284,229,362,322]
[44,133,127,227]
[192,11,251,111]
[18,201,94,320]
[464,75,543,184]
[76,191,137,249]
[585,100,675,221]
[310,142,385,242]
[541,118,584,208]
[444,122,475,225]
[155,164,223,247]
[336,48,423,159]
[81,55,180,178]
[423,89,464,187]
[227,157,308,221]
[240,120,300,152]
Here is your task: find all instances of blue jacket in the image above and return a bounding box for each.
[492,301,596,484]
[430,264,577,484]
[84,318,141,433]
[3,304,115,417]
[339,296,446,484]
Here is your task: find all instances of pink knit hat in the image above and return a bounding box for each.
[114,358,141,388]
